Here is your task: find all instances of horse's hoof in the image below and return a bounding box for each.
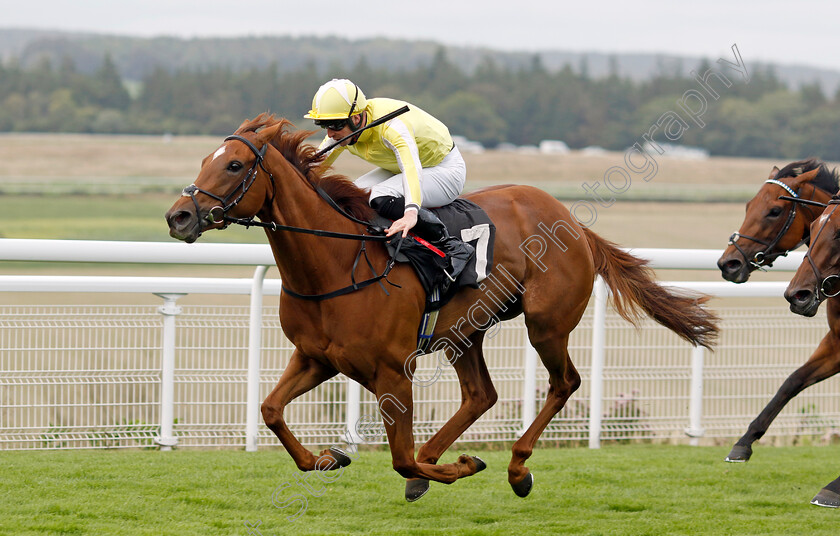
[472,455,487,473]
[456,453,487,475]
[724,444,752,463]
[811,488,840,508]
[405,478,430,502]
[460,454,487,473]
[511,472,534,498]
[327,447,352,468]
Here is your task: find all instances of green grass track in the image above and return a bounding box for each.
[1,445,837,535]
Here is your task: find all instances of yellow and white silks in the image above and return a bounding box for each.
[318,97,466,212]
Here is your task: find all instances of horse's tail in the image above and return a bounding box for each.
[583,228,719,349]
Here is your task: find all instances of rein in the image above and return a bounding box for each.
[728,179,818,270]
[182,134,403,301]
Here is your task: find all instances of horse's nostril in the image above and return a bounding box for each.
[794,290,812,303]
[725,260,742,272]
[171,210,192,228]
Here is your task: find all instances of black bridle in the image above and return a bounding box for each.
[792,196,840,300]
[181,135,271,227]
[180,134,403,301]
[727,179,817,270]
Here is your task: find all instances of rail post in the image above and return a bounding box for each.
[589,276,608,449]
[346,379,363,444]
[685,345,706,445]
[154,293,185,451]
[519,338,538,437]
[246,266,269,452]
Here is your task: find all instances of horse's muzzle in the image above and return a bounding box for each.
[165,207,202,243]
[717,255,750,283]
[784,286,820,317]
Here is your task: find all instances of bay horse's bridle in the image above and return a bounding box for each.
[794,196,840,300]
[727,179,817,270]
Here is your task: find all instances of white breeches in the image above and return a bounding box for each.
[353,146,466,208]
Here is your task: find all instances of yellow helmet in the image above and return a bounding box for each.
[304,79,367,120]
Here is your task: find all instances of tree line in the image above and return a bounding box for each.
[2,50,839,160]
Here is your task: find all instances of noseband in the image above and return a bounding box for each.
[181,135,272,226]
[728,179,813,270]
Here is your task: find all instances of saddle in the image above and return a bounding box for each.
[377,199,496,312]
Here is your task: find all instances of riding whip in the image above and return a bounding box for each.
[314,105,410,158]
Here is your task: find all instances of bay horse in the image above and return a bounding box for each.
[782,195,840,508]
[717,159,840,464]
[165,114,717,501]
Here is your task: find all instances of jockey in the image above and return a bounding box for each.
[305,78,475,283]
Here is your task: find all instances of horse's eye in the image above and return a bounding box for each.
[227,161,243,172]
[768,207,782,217]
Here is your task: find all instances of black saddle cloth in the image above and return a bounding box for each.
[382,199,495,312]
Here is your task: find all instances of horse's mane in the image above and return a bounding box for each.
[234,113,376,221]
[777,158,840,195]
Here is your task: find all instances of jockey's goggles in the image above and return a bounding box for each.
[314,118,350,131]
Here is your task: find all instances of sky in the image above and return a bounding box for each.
[2,0,840,72]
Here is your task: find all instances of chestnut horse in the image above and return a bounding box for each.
[165,114,717,501]
[782,196,840,508]
[717,159,839,464]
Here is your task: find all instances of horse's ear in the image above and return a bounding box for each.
[768,166,780,180]
[794,167,820,182]
[254,121,285,147]
[786,167,821,190]
[236,117,252,132]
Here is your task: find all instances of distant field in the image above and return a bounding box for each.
[0,193,746,248]
[0,131,805,235]
[3,131,834,199]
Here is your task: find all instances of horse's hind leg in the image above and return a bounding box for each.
[261,349,347,472]
[508,332,581,498]
[407,332,497,500]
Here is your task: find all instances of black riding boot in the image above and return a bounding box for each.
[370,196,475,285]
[413,208,476,285]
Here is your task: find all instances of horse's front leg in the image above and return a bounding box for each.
[726,331,840,462]
[261,349,348,471]
[373,367,485,497]
[812,475,840,508]
[406,332,495,501]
